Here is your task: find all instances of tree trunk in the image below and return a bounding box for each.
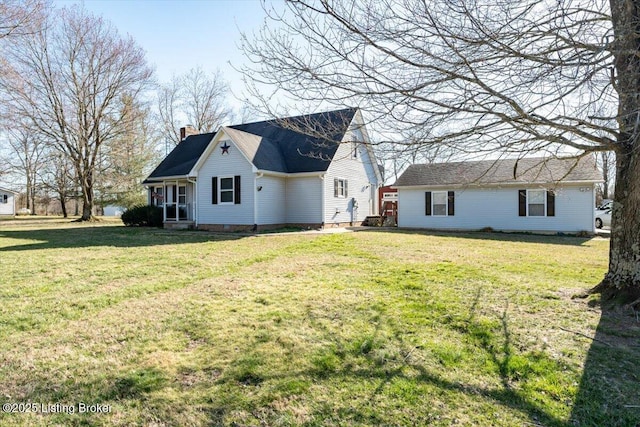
[594,150,640,306]
[59,191,67,218]
[592,0,640,307]
[79,168,94,221]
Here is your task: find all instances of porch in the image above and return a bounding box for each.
[148,180,196,225]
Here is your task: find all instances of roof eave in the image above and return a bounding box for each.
[143,175,194,185]
[0,187,18,194]
[393,180,602,190]
[257,169,325,178]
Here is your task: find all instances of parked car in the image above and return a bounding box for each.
[595,208,611,229]
[596,199,613,212]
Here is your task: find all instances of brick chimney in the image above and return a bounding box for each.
[180,125,198,141]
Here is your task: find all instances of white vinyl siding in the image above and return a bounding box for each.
[398,185,595,233]
[257,175,286,224]
[285,176,323,224]
[197,139,254,225]
[324,137,378,224]
[0,192,14,215]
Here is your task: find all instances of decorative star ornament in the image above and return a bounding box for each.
[220,142,230,155]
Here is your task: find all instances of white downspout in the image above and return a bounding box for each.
[319,174,325,229]
[254,173,263,230]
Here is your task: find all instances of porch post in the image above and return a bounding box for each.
[176,180,179,222]
[163,182,167,222]
[193,180,197,225]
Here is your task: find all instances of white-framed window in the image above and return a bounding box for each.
[527,189,545,216]
[1,194,7,204]
[152,187,164,206]
[178,185,186,205]
[425,191,454,216]
[220,177,234,204]
[334,178,348,198]
[518,189,555,217]
[432,191,448,216]
[212,176,240,205]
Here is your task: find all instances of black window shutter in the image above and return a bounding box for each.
[334,178,339,197]
[425,191,432,216]
[518,190,526,216]
[172,185,177,202]
[447,191,455,216]
[546,190,555,216]
[212,177,218,204]
[234,175,241,204]
[344,180,348,197]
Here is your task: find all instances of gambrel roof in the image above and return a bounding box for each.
[144,108,359,183]
[394,156,602,187]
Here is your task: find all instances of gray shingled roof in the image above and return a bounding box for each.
[0,186,18,194]
[229,107,357,173]
[144,108,358,183]
[393,157,602,187]
[144,132,215,183]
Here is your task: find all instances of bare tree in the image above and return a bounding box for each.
[157,76,183,147]
[240,0,640,306]
[156,66,233,146]
[0,6,153,220]
[40,150,75,218]
[0,0,47,40]
[2,124,47,213]
[596,150,616,200]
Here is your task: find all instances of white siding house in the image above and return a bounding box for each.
[394,157,602,234]
[0,187,17,216]
[144,108,381,231]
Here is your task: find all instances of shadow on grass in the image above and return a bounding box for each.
[209,301,573,426]
[569,306,640,427]
[357,226,596,246]
[0,225,246,251]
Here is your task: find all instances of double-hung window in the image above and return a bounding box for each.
[211,176,241,205]
[220,177,234,204]
[518,189,555,217]
[334,178,348,198]
[527,189,545,216]
[425,191,455,216]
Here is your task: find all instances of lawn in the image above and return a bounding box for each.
[0,221,638,426]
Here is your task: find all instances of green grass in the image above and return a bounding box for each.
[0,220,638,426]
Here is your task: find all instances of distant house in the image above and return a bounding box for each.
[393,157,602,233]
[143,108,381,231]
[103,205,124,217]
[0,187,18,216]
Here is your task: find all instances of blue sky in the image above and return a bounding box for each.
[56,0,273,108]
